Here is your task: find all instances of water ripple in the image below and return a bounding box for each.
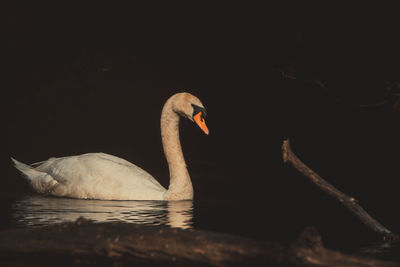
[12,195,193,229]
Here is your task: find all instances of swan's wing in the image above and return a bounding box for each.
[83,153,138,168]
[34,153,166,199]
[83,153,166,190]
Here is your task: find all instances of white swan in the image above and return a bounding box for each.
[11,92,209,201]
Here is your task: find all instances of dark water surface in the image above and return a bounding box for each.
[1,160,400,263]
[1,189,400,263]
[12,196,194,229]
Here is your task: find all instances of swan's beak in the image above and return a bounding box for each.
[193,112,209,135]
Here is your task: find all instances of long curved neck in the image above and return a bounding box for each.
[161,98,193,200]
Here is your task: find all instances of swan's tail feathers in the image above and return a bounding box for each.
[11,157,35,177]
[11,157,58,194]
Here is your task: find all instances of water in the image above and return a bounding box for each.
[12,195,193,229]
[0,189,398,264]
[2,157,400,264]
[5,193,400,263]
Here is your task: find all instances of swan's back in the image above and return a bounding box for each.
[13,153,167,200]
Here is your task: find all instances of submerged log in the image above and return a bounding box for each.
[0,218,397,267]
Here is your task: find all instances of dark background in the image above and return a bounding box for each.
[1,1,400,252]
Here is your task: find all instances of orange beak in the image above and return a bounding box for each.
[193,112,209,135]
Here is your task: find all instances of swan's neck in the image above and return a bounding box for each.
[161,100,193,200]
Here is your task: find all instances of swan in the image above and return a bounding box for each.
[11,92,209,201]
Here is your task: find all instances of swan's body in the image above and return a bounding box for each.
[12,153,166,200]
[12,92,209,201]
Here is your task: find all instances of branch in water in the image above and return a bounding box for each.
[282,139,400,242]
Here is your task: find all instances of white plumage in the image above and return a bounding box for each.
[12,92,208,201]
[12,153,166,200]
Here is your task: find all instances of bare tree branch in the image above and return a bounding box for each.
[282,139,399,242]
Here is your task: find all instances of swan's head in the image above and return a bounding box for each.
[172,92,209,135]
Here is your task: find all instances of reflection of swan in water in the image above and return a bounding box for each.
[12,195,193,229]
[166,200,194,229]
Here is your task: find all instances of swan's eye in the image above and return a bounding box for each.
[191,104,207,120]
